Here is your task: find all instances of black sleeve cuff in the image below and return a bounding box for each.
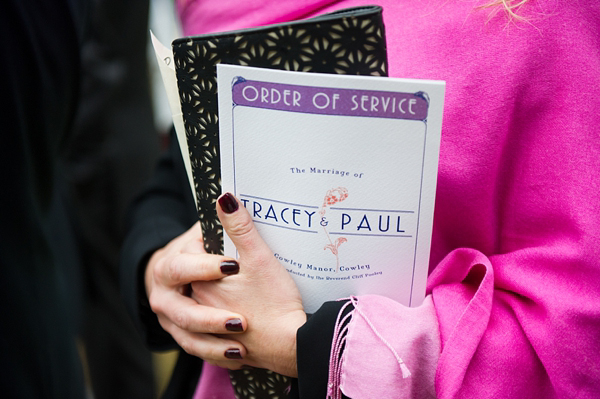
[119,130,198,350]
[120,215,190,349]
[292,300,353,399]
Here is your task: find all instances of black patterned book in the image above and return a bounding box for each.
[166,6,388,255]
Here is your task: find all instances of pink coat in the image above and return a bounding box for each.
[179,0,600,397]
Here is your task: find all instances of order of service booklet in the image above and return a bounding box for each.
[217,64,445,312]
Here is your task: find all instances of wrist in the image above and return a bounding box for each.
[269,310,307,377]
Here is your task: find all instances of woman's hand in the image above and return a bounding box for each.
[191,193,307,377]
[144,222,251,369]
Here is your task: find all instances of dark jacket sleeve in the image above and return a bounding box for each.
[120,129,198,350]
[293,300,353,399]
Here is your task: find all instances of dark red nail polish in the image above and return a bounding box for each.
[220,260,239,275]
[225,348,243,359]
[218,193,239,214]
[225,318,243,332]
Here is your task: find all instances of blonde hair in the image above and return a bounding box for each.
[479,0,530,21]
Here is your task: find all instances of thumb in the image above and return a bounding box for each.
[216,193,272,261]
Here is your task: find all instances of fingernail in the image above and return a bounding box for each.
[225,348,243,359]
[220,260,239,275]
[225,318,243,332]
[218,193,239,214]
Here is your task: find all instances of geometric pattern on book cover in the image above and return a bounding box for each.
[172,6,388,399]
[172,6,388,255]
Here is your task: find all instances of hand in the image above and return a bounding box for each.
[145,222,250,369]
[191,193,307,377]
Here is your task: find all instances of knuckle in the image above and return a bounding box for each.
[196,313,219,334]
[167,258,182,283]
[151,258,164,282]
[147,295,159,312]
[227,216,255,241]
[173,309,190,330]
[147,293,163,314]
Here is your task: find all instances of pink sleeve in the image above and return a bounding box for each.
[334,240,599,399]
[332,295,440,399]
[428,244,600,399]
[330,2,600,398]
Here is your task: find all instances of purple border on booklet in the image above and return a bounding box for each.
[231,77,429,121]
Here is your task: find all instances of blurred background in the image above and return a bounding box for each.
[68,0,182,397]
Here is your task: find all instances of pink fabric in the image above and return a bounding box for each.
[327,300,356,399]
[191,363,236,399]
[339,296,439,399]
[176,0,342,37]
[180,1,600,397]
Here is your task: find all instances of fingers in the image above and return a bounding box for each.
[181,237,206,254]
[165,321,248,368]
[216,193,272,261]
[155,292,249,368]
[156,252,240,286]
[150,290,247,335]
[168,222,205,253]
